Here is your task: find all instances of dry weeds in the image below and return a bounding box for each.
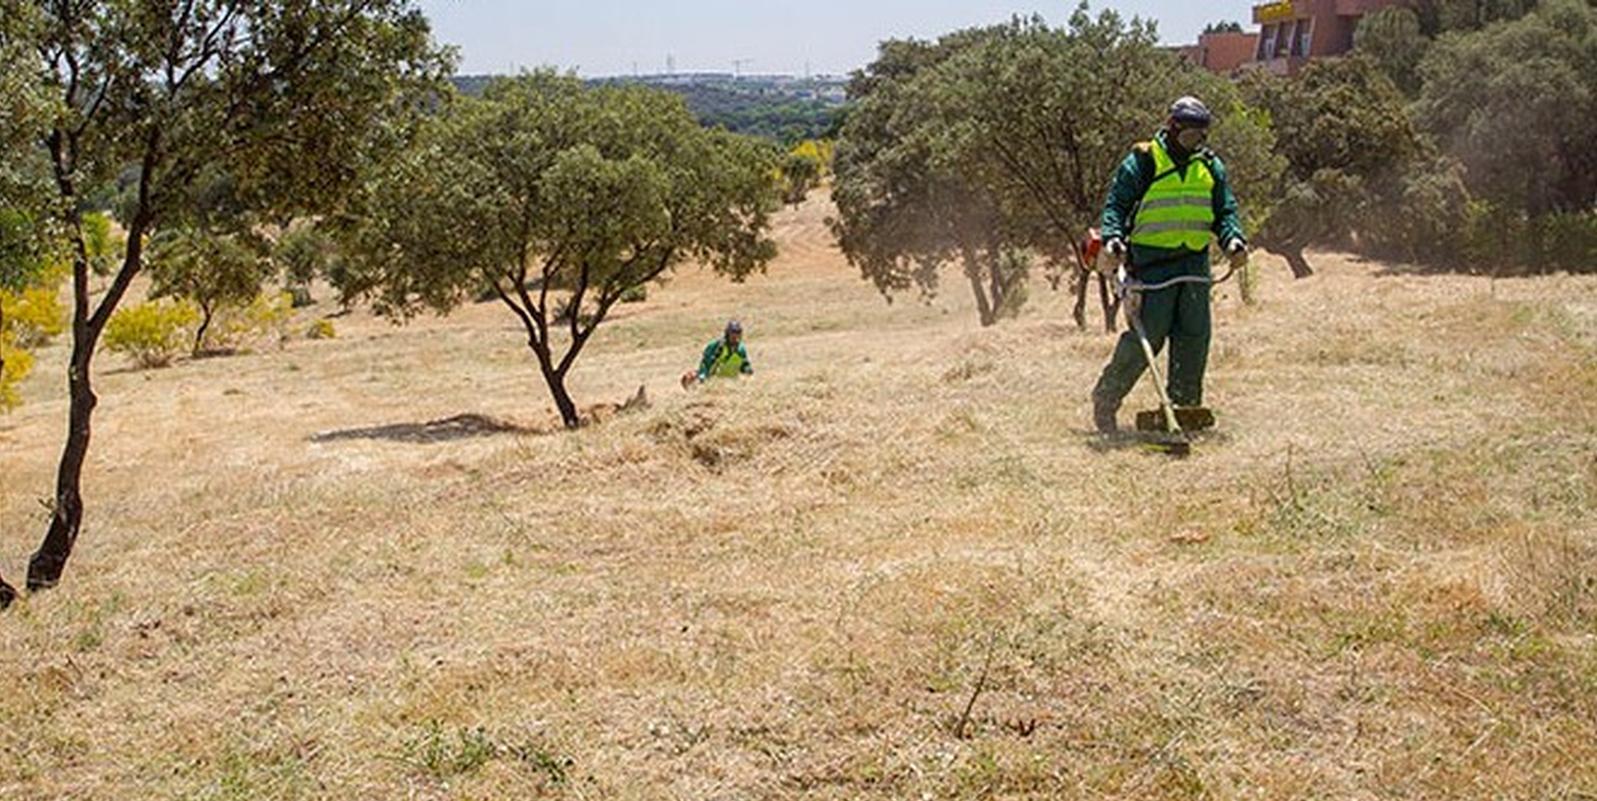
[1,196,1593,799]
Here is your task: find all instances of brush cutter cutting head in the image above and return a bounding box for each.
[1145,436,1193,458]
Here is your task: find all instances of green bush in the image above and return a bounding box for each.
[1459,206,1597,274]
[619,284,648,304]
[994,249,1030,321]
[212,291,294,351]
[79,211,123,276]
[1,283,66,347]
[102,300,199,369]
[307,318,336,340]
[0,331,33,411]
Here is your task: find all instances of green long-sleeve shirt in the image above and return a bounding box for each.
[1101,130,1246,280]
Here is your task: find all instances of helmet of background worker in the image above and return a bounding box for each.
[725,320,743,347]
[1166,96,1212,152]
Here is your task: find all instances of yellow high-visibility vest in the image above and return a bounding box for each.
[1129,138,1217,252]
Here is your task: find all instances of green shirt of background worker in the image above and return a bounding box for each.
[682,320,753,388]
[1091,96,1249,434]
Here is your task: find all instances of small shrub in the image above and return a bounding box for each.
[620,284,648,304]
[306,318,336,340]
[288,284,315,308]
[397,723,498,780]
[1,283,67,347]
[1454,204,1597,274]
[1,332,33,411]
[79,211,123,276]
[994,249,1030,321]
[390,722,572,786]
[102,300,198,369]
[212,291,294,352]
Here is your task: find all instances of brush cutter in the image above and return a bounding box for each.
[1112,256,1242,458]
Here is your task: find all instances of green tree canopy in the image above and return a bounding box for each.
[147,228,274,355]
[0,0,450,605]
[830,23,1017,325]
[1415,0,1597,216]
[1415,0,1542,35]
[1241,57,1456,273]
[336,72,781,429]
[1355,6,1429,94]
[832,7,1281,324]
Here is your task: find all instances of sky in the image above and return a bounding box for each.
[416,1,1261,77]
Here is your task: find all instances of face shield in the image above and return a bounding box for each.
[1175,125,1210,151]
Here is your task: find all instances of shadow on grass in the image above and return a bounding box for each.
[311,413,534,445]
[1083,428,1233,456]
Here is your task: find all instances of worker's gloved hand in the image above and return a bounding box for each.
[1098,238,1127,276]
[1225,239,1248,272]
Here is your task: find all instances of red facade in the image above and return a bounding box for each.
[1249,0,1411,74]
[1178,32,1262,75]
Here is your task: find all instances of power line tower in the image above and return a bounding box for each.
[666,53,676,76]
[731,58,751,80]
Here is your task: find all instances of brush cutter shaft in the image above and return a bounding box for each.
[1129,313,1184,436]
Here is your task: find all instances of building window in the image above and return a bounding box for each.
[1295,18,1314,56]
[1275,22,1292,57]
[1259,24,1277,59]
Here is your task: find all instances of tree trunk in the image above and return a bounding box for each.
[1277,245,1314,279]
[962,246,996,327]
[545,368,580,430]
[1071,268,1089,330]
[1097,272,1119,333]
[527,336,581,430]
[28,331,96,591]
[193,302,213,356]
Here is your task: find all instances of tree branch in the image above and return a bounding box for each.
[89,125,163,334]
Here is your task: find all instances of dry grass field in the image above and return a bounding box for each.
[1,195,1594,800]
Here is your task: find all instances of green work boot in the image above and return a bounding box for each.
[1093,395,1120,434]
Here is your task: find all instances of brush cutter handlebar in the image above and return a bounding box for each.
[1117,261,1240,295]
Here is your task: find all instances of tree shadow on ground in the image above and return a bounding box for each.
[311,413,536,445]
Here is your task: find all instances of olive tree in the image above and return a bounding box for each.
[1354,6,1429,95]
[932,10,1280,312]
[1416,0,1597,217]
[1240,58,1439,276]
[832,8,1282,327]
[147,228,273,355]
[335,73,780,429]
[0,18,57,409]
[830,26,1024,327]
[0,0,449,607]
[780,151,823,206]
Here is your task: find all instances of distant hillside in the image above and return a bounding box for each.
[451,74,848,144]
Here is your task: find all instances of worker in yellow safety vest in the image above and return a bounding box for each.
[1091,96,1249,434]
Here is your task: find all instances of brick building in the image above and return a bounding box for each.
[1250,0,1412,74]
[1175,31,1262,75]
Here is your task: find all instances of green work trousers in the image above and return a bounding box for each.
[1092,255,1213,410]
